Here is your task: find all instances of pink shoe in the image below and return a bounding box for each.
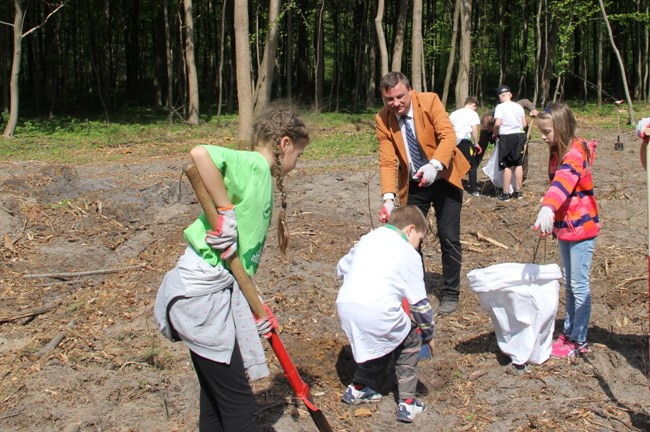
[551,339,589,358]
[550,334,568,357]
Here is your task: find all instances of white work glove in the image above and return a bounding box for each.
[378,199,395,223]
[533,206,555,236]
[414,160,443,187]
[254,304,278,339]
[205,206,238,260]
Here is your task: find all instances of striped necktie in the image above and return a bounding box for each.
[401,115,427,172]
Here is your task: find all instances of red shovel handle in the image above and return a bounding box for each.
[267,332,318,410]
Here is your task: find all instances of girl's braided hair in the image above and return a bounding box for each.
[252,108,309,258]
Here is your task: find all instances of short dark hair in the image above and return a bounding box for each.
[380,71,411,92]
[388,205,428,234]
[465,96,479,106]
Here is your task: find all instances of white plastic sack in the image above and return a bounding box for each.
[482,144,516,193]
[468,263,562,365]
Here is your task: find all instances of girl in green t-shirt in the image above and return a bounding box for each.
[154,109,309,431]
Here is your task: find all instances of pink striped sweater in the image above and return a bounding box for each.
[542,138,600,241]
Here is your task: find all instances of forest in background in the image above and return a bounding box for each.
[0,0,648,137]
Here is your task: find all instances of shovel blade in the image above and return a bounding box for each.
[268,332,334,432]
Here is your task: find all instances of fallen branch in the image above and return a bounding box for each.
[22,263,147,279]
[474,231,509,249]
[119,361,151,371]
[34,279,88,288]
[35,332,65,359]
[615,276,645,290]
[0,302,59,324]
[0,408,25,421]
[35,319,76,359]
[582,405,636,431]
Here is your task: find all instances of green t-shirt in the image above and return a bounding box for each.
[184,146,273,276]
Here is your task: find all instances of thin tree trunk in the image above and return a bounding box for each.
[3,0,26,137]
[411,0,423,91]
[597,16,603,106]
[1,19,8,114]
[454,0,471,108]
[183,0,199,125]
[366,1,377,109]
[285,8,293,101]
[163,0,174,121]
[234,0,254,147]
[495,0,505,84]
[44,2,59,119]
[598,0,634,124]
[533,0,543,106]
[643,2,650,102]
[634,0,641,100]
[353,2,368,111]
[252,0,281,116]
[442,0,460,107]
[391,0,407,72]
[125,0,141,100]
[101,0,112,118]
[314,0,325,112]
[216,0,226,123]
[375,0,388,77]
[517,0,530,96]
[178,8,187,118]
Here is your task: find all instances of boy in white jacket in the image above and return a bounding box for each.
[336,205,435,423]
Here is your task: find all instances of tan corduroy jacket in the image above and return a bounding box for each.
[376,91,470,204]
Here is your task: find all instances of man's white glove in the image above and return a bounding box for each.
[378,199,394,223]
[414,160,443,187]
[533,206,555,236]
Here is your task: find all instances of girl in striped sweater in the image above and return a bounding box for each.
[533,103,600,359]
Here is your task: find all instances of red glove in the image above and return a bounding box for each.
[255,303,279,338]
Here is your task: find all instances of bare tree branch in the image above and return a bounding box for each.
[23,2,66,38]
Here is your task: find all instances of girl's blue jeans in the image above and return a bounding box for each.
[558,238,596,344]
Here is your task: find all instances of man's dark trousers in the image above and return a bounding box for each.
[407,179,463,300]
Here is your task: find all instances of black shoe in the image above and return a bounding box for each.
[498,192,510,202]
[438,298,459,314]
[470,188,480,197]
[512,191,522,200]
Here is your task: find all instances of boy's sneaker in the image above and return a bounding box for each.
[498,192,510,202]
[512,191,523,200]
[341,384,382,405]
[470,188,480,197]
[396,398,426,423]
[551,339,589,358]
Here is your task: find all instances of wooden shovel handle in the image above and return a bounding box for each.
[183,163,267,319]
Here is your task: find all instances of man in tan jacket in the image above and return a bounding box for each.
[376,72,469,314]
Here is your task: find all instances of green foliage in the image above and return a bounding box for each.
[0,111,378,164]
[301,112,378,160]
[4,104,649,165]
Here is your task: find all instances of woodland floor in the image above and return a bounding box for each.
[1,123,649,432]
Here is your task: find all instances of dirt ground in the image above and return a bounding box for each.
[1,122,649,432]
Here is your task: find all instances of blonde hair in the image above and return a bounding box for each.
[252,109,309,258]
[537,103,589,164]
[388,205,428,234]
[480,113,495,132]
